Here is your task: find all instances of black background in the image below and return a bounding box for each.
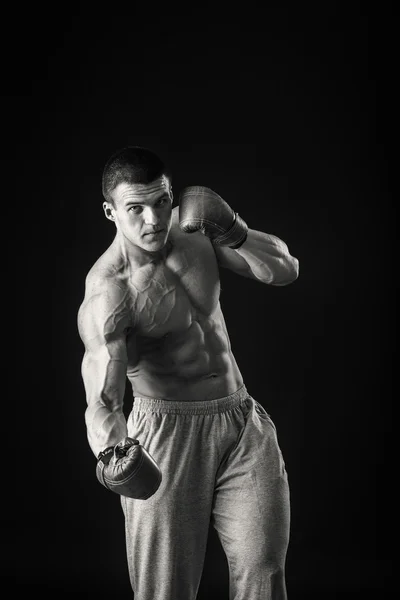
[8,2,394,599]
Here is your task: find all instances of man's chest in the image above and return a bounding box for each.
[129,236,221,337]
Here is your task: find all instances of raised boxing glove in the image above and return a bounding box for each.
[178,186,248,249]
[96,437,162,500]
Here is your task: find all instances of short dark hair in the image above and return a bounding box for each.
[102,146,171,204]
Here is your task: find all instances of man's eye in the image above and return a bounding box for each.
[157,197,168,205]
[129,206,142,213]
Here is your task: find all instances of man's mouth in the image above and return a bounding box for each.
[144,229,164,236]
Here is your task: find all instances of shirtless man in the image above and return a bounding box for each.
[77,146,299,600]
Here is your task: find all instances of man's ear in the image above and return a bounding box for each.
[103,202,115,221]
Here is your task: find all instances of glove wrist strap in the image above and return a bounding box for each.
[96,447,114,491]
[97,446,114,464]
[213,213,248,249]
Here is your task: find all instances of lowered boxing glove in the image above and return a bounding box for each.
[179,186,248,249]
[96,437,162,500]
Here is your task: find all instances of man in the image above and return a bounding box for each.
[77,146,299,600]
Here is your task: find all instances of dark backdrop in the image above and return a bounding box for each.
[8,3,393,599]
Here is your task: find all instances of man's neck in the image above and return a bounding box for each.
[112,233,173,269]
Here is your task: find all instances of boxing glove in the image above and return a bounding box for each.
[179,186,248,249]
[96,437,162,500]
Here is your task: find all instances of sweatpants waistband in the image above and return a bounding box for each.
[132,385,250,415]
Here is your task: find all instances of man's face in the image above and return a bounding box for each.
[104,176,173,253]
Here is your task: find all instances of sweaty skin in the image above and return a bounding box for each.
[78,179,299,457]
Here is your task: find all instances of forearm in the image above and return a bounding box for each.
[85,400,128,458]
[236,228,299,285]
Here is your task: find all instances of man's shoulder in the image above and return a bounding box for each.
[84,247,130,295]
[79,249,132,320]
[85,265,125,296]
[78,263,133,342]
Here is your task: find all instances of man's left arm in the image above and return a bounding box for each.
[178,185,299,286]
[214,229,299,286]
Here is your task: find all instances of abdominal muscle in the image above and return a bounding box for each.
[126,304,244,401]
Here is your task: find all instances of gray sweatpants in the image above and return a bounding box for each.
[121,385,290,600]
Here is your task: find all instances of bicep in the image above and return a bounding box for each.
[78,287,132,410]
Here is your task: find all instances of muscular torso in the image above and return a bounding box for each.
[90,210,243,401]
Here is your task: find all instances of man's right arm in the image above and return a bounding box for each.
[77,281,133,458]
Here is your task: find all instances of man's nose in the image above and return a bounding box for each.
[143,207,160,226]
